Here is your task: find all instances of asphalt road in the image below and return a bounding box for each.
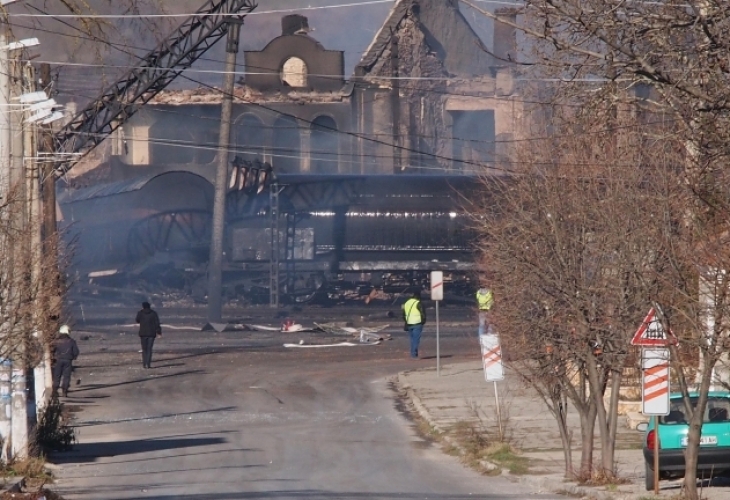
[50,318,560,500]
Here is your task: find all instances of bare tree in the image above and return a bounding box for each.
[0,178,66,376]
[462,1,730,496]
[475,102,684,480]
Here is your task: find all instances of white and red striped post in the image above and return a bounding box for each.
[642,348,670,416]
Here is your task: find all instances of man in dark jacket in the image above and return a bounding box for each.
[52,325,79,398]
[136,302,162,368]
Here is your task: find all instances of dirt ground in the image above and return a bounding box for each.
[1,490,65,500]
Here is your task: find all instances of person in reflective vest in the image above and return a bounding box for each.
[402,290,426,358]
[476,286,494,336]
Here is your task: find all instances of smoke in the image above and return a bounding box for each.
[8,0,494,107]
[7,1,393,104]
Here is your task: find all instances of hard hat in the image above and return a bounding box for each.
[59,325,70,335]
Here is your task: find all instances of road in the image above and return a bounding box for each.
[50,314,560,500]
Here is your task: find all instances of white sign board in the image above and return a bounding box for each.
[641,348,670,416]
[430,271,443,301]
[479,334,504,381]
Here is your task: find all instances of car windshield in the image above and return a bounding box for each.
[660,396,730,425]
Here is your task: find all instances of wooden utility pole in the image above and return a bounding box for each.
[38,63,56,400]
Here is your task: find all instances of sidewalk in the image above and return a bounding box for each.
[396,360,730,499]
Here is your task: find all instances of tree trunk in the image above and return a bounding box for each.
[579,404,597,479]
[684,351,715,500]
[601,369,622,477]
[552,387,573,477]
[584,349,610,479]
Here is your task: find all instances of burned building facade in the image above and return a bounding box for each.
[61,0,524,301]
[107,0,521,178]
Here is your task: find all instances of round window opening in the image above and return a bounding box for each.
[282,57,308,88]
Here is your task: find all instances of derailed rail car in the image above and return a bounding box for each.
[59,172,484,304]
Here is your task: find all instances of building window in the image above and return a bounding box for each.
[273,116,301,173]
[310,116,338,173]
[235,114,266,161]
[282,57,308,88]
[450,110,495,172]
[150,122,194,165]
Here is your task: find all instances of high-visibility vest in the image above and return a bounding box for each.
[403,298,423,325]
[476,289,493,311]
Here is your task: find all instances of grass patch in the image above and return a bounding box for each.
[32,399,76,454]
[413,417,442,441]
[577,468,632,487]
[0,456,52,480]
[448,420,529,474]
[620,441,644,450]
[485,443,530,474]
[554,488,586,498]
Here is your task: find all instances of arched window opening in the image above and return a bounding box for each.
[310,116,339,174]
[235,114,266,162]
[273,116,301,173]
[282,57,308,88]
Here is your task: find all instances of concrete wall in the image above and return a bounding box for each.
[245,35,344,92]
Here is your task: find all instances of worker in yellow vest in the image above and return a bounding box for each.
[402,290,426,358]
[476,286,494,336]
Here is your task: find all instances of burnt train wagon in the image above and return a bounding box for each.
[53,5,519,305]
[59,171,483,304]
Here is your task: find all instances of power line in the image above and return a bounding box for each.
[9,4,674,175]
[10,1,395,19]
[14,6,504,172]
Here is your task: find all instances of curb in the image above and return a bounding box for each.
[396,371,445,434]
[395,371,493,467]
[1,476,25,493]
[395,370,637,500]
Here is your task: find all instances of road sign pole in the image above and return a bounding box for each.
[653,414,659,495]
[494,380,502,439]
[430,271,443,377]
[436,300,440,377]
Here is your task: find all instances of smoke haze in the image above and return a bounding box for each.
[7,1,493,106]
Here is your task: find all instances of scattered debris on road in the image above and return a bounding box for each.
[283,342,360,348]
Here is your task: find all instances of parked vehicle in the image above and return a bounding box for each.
[639,391,730,490]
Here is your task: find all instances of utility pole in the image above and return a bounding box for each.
[38,63,55,403]
[0,28,13,463]
[207,18,242,324]
[9,61,35,460]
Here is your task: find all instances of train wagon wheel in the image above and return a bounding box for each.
[127,210,212,263]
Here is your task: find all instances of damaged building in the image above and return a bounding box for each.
[60,0,525,303]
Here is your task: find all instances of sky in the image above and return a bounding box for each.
[4,0,496,106]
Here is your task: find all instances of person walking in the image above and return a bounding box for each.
[402,290,426,359]
[52,325,79,398]
[136,302,162,368]
[476,286,494,335]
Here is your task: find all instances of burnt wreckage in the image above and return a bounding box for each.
[58,0,524,304]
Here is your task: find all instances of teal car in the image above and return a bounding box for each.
[640,391,730,490]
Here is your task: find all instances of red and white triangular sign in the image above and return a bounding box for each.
[631,307,678,346]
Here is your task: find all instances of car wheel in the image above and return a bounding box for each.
[645,462,656,491]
